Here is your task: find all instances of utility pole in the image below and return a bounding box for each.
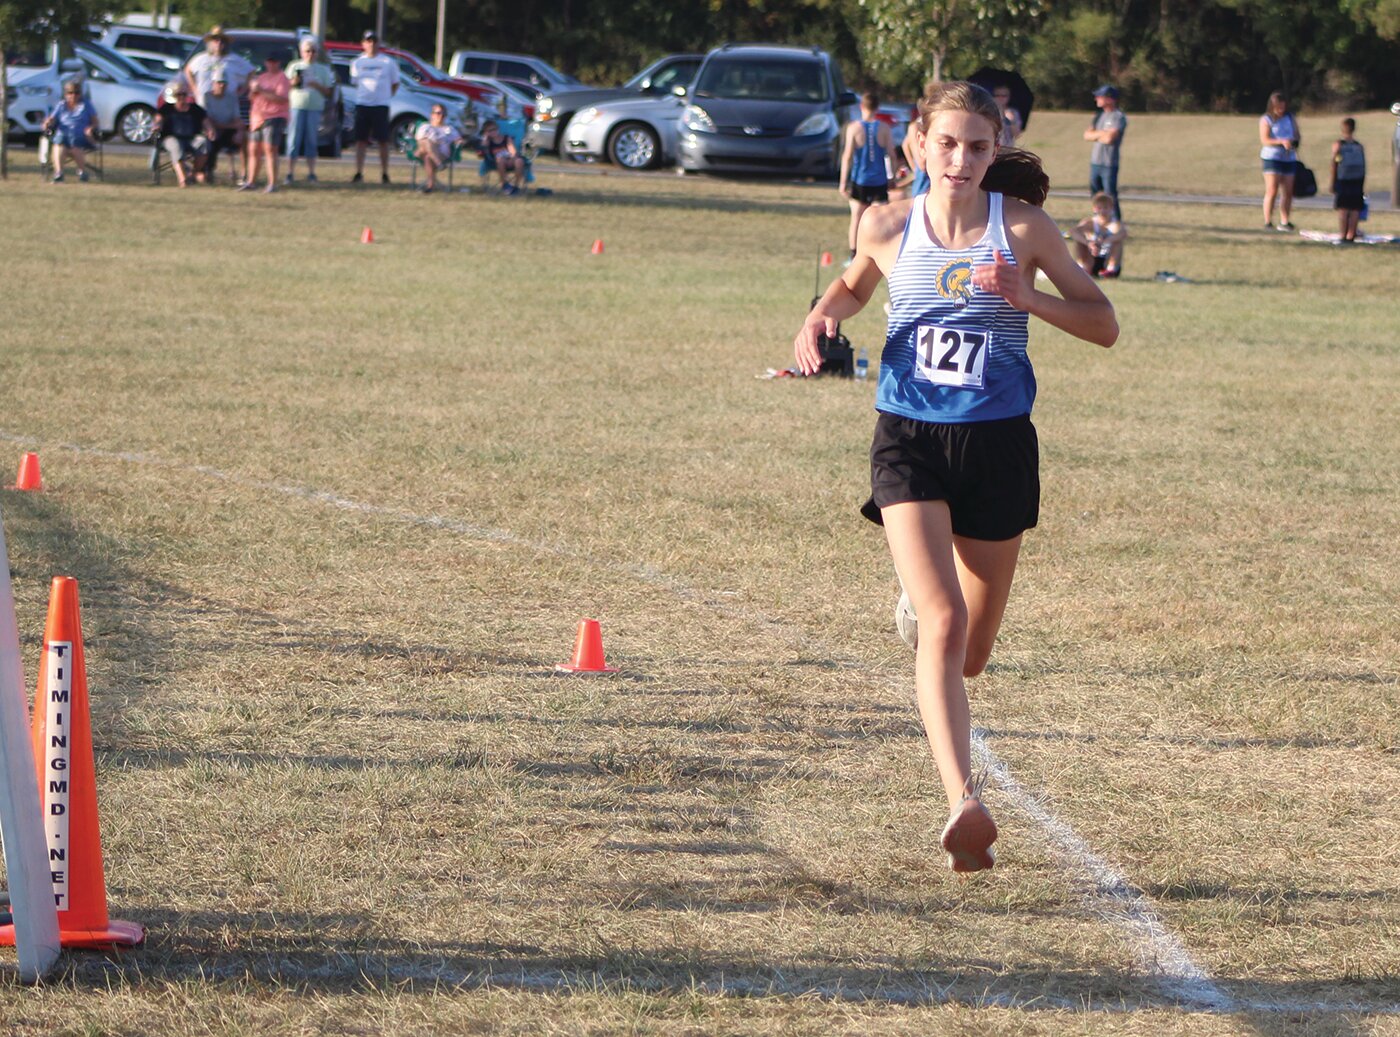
[435,0,446,70]
[310,0,326,42]
[376,0,385,41]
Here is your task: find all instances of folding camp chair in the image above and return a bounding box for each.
[476,117,538,193]
[407,135,462,190]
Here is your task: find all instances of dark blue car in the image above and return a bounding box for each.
[676,43,857,177]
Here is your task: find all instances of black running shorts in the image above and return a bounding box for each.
[861,411,1040,541]
[849,182,889,205]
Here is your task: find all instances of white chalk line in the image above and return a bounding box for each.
[5,431,1396,1017]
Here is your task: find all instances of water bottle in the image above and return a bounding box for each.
[855,346,869,381]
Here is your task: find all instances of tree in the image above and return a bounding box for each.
[851,0,1046,94]
[1,0,113,178]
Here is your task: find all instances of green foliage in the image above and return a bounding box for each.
[851,0,1046,93]
[1020,8,1112,111]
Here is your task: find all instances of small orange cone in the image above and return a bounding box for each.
[0,578,144,949]
[820,251,833,267]
[12,453,42,491]
[555,618,617,674]
[590,239,604,255]
[360,226,375,245]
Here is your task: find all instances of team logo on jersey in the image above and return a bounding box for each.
[936,259,975,305]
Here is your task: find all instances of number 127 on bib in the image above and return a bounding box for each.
[916,324,989,389]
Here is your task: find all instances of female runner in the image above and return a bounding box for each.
[794,82,1118,873]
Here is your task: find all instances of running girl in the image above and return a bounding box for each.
[838,91,898,265]
[794,82,1118,873]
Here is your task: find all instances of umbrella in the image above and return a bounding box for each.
[968,67,1034,132]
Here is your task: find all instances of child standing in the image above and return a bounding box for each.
[1069,192,1127,277]
[1331,117,1366,243]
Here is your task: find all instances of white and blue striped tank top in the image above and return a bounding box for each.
[877,192,1034,423]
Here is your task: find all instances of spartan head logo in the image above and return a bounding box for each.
[936,259,975,306]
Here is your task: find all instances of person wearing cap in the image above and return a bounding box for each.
[153,82,212,187]
[350,30,400,185]
[184,26,254,106]
[1083,85,1126,221]
[42,80,99,182]
[285,36,335,183]
[245,53,291,193]
[201,72,245,185]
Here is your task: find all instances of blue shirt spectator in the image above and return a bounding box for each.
[47,94,98,145]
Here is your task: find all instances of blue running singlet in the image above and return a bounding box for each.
[877,192,1035,423]
[850,120,888,187]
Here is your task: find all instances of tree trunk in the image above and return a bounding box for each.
[1,56,10,180]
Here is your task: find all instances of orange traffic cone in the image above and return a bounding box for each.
[11,452,42,491]
[555,618,617,674]
[360,226,375,245]
[0,578,144,949]
[820,251,833,267]
[590,239,604,255]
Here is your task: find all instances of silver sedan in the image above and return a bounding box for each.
[559,92,686,170]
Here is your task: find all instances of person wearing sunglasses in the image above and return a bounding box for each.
[413,105,461,193]
[154,83,212,187]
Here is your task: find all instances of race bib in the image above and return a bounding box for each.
[914,324,990,389]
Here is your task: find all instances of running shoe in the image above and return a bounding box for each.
[351,172,363,183]
[894,590,918,651]
[78,170,89,182]
[51,173,64,183]
[1277,222,1296,232]
[940,795,997,873]
[285,173,294,184]
[307,173,318,183]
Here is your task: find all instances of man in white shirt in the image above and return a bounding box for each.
[184,27,254,105]
[350,30,400,184]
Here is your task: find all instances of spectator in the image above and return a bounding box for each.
[991,85,1023,147]
[1083,84,1126,220]
[414,103,461,193]
[838,91,897,265]
[185,27,254,106]
[1069,191,1127,278]
[479,119,526,194]
[903,113,929,198]
[154,83,211,188]
[350,30,400,185]
[244,54,290,193]
[1331,116,1366,243]
[285,36,334,183]
[1259,91,1299,231]
[43,80,99,183]
[201,73,245,185]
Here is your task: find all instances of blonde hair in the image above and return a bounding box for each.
[915,80,1050,206]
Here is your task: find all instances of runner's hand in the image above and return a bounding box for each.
[972,249,1030,310]
[794,311,837,376]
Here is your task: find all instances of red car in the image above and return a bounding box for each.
[323,42,534,120]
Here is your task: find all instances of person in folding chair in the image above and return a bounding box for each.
[479,118,526,195]
[43,80,100,183]
[412,103,462,193]
[153,83,212,187]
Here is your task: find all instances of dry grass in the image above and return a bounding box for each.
[0,145,1396,1034]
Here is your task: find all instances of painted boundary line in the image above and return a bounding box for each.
[4,431,1396,1017]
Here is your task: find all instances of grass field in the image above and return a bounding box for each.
[0,139,1398,1036]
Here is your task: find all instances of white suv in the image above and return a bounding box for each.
[447,50,582,95]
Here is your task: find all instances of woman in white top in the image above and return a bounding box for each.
[1259,91,1300,230]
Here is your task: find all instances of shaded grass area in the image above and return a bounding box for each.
[0,159,1397,1033]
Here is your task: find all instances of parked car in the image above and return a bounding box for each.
[118,48,187,76]
[560,92,688,170]
[325,52,468,153]
[324,42,532,123]
[96,24,198,68]
[447,50,582,95]
[4,40,163,144]
[452,74,536,121]
[217,29,344,156]
[528,52,700,154]
[676,43,857,177]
